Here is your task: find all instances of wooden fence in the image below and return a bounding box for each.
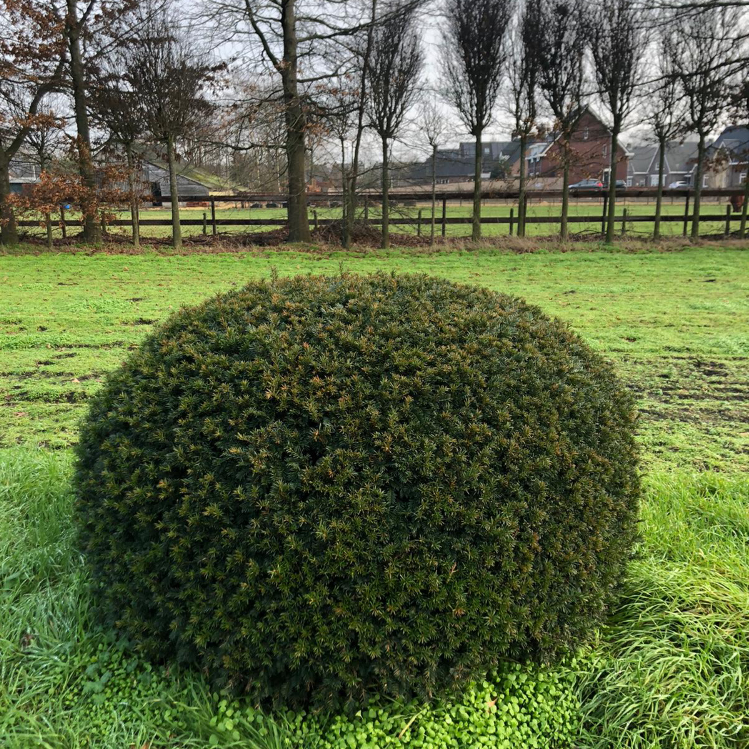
[17,187,748,238]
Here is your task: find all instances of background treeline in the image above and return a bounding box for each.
[1,0,747,249]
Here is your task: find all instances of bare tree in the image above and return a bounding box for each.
[88,46,147,247]
[365,4,421,249]
[47,0,165,244]
[730,79,749,237]
[419,96,449,245]
[0,0,64,245]
[642,30,685,240]
[506,0,542,237]
[536,0,586,240]
[343,0,378,249]
[315,73,359,238]
[441,0,512,242]
[670,5,742,239]
[25,107,66,248]
[587,0,647,243]
[128,11,218,248]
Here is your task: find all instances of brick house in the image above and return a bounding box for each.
[525,105,631,188]
[706,126,749,188]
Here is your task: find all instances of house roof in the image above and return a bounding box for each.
[458,140,523,165]
[142,159,215,191]
[661,141,699,174]
[523,103,634,158]
[406,151,476,181]
[709,125,749,163]
[629,145,656,173]
[132,144,247,192]
[9,160,39,182]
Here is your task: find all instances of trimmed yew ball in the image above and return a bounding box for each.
[75,273,639,709]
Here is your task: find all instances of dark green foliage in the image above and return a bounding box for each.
[74,273,640,710]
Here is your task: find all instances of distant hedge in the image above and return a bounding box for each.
[75,273,640,709]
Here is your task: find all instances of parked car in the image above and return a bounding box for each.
[614,180,627,189]
[668,181,688,189]
[265,201,279,208]
[250,202,262,208]
[569,179,603,189]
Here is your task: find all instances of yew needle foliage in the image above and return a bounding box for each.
[74,273,640,710]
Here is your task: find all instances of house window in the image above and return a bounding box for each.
[741,172,747,185]
[627,177,633,187]
[703,175,708,188]
[650,174,660,187]
[583,127,589,140]
[603,144,607,157]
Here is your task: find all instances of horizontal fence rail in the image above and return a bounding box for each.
[17,213,740,228]
[16,187,747,239]
[145,188,747,202]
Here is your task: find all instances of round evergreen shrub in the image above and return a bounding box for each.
[74,273,639,709]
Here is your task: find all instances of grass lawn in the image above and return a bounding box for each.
[2,245,747,469]
[1,243,748,747]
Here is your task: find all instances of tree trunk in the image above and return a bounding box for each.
[38,154,53,249]
[561,139,570,240]
[0,156,19,245]
[381,135,389,250]
[281,0,310,243]
[605,127,620,244]
[345,0,378,249]
[126,144,140,248]
[340,136,347,237]
[430,145,437,245]
[65,0,101,244]
[166,135,182,249]
[472,131,483,242]
[654,139,666,241]
[517,135,527,238]
[740,174,749,239]
[691,132,706,240]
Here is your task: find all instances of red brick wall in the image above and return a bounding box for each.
[534,111,628,183]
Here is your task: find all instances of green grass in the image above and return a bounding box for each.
[1,242,748,747]
[577,472,749,748]
[1,245,747,469]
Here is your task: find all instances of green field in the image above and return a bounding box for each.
[2,246,747,468]
[18,198,742,241]
[1,244,748,748]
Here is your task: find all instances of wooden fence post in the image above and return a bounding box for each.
[417,209,422,237]
[724,203,731,238]
[314,210,319,231]
[509,207,514,236]
[601,194,608,236]
[364,197,369,221]
[441,196,447,238]
[203,212,207,235]
[100,210,106,236]
[211,197,217,236]
[682,193,690,237]
[621,207,627,235]
[60,206,66,239]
